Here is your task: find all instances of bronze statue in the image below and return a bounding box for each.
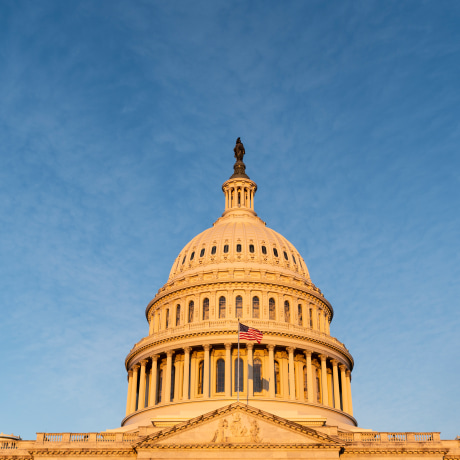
[234,137,245,162]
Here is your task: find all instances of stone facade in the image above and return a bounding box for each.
[2,141,458,460]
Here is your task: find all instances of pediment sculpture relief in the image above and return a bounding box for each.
[211,413,261,444]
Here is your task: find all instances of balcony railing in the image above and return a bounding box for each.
[337,432,440,443]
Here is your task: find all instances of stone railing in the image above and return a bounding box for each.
[338,432,441,443]
[34,432,139,444]
[134,319,348,352]
[0,440,18,450]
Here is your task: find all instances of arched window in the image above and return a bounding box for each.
[223,244,229,253]
[219,296,226,319]
[269,298,275,320]
[157,368,163,403]
[274,361,281,395]
[283,251,288,260]
[188,301,194,323]
[200,248,205,257]
[176,305,181,326]
[190,251,195,260]
[273,248,279,257]
[198,360,204,395]
[170,365,175,401]
[216,359,225,393]
[249,244,255,253]
[252,296,260,318]
[165,309,169,329]
[211,246,217,255]
[253,358,262,393]
[235,296,242,318]
[202,298,209,320]
[303,365,308,399]
[284,301,290,323]
[261,245,267,255]
[234,358,243,392]
[297,304,303,326]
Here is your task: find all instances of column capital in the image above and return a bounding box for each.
[183,347,192,353]
[330,359,339,366]
[268,344,275,351]
[140,359,149,366]
[151,354,159,363]
[127,369,133,376]
[203,344,211,351]
[319,354,327,362]
[224,342,232,350]
[166,349,174,357]
[304,350,312,358]
[346,370,352,378]
[132,364,140,371]
[246,343,254,351]
[339,364,347,372]
[287,346,295,354]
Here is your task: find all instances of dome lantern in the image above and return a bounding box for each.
[222,138,258,216]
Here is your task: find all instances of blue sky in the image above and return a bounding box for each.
[0,0,459,440]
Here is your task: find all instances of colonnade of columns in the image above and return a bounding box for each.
[223,181,256,212]
[125,344,353,419]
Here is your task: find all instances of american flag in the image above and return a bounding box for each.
[238,322,263,343]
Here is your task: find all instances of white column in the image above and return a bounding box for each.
[304,351,314,403]
[225,343,232,397]
[287,347,296,400]
[138,359,148,410]
[125,370,133,416]
[268,345,275,397]
[183,347,191,401]
[331,359,341,410]
[204,344,211,397]
[129,364,139,413]
[346,370,353,416]
[165,350,173,403]
[149,355,158,406]
[319,354,328,406]
[340,364,349,413]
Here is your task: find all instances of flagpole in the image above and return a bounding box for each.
[237,319,240,402]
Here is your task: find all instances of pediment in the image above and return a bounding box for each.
[136,403,342,448]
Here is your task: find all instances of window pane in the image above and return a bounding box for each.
[165,309,169,328]
[158,369,163,403]
[273,248,278,257]
[254,358,262,393]
[216,359,225,393]
[235,296,242,318]
[249,244,255,253]
[283,251,288,260]
[219,296,226,318]
[190,251,195,260]
[261,245,267,255]
[223,244,229,253]
[203,298,209,320]
[198,361,204,395]
[274,361,280,395]
[297,304,302,326]
[269,298,275,320]
[176,305,181,326]
[200,248,205,257]
[211,246,217,255]
[234,358,243,392]
[236,244,242,252]
[284,301,290,322]
[188,301,194,323]
[252,296,260,319]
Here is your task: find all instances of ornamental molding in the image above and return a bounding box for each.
[27,449,135,457]
[341,447,449,455]
[125,329,353,369]
[146,278,332,318]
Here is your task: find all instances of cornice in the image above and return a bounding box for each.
[341,447,449,455]
[27,449,135,456]
[125,329,353,369]
[140,443,342,449]
[146,278,333,319]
